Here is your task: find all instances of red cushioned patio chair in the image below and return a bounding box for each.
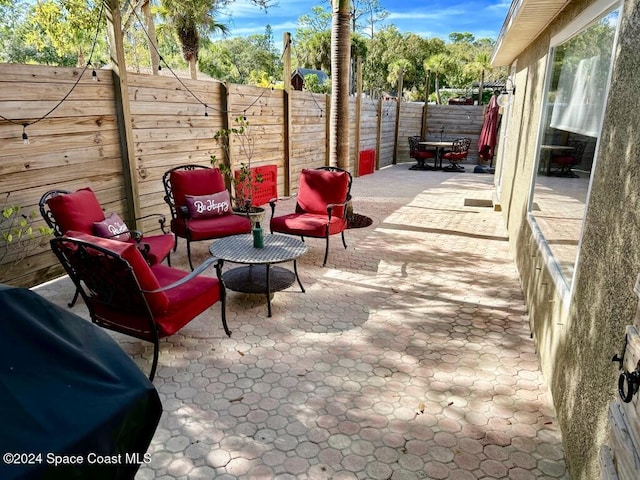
[40,187,174,306]
[442,137,471,172]
[550,140,586,178]
[269,166,352,266]
[162,165,251,270]
[50,232,229,381]
[408,135,436,170]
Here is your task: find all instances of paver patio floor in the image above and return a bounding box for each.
[34,164,568,479]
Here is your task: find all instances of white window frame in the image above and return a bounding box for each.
[527,0,621,307]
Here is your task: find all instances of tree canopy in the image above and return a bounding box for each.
[0,0,506,100]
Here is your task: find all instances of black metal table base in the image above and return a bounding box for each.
[222,263,305,317]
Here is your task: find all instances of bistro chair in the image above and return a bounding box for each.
[40,187,174,306]
[408,136,436,170]
[442,137,471,171]
[550,140,586,177]
[269,166,352,266]
[162,165,251,270]
[50,232,229,381]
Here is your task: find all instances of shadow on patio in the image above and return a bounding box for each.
[33,164,567,479]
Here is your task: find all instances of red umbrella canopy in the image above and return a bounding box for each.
[478,95,500,161]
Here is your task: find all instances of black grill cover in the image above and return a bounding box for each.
[0,285,162,480]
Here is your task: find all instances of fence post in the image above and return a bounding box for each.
[283,32,292,195]
[219,82,232,191]
[421,70,431,140]
[105,0,140,228]
[375,96,382,171]
[353,57,363,177]
[393,68,404,165]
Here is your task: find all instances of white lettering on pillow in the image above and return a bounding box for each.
[185,191,231,218]
[93,212,131,241]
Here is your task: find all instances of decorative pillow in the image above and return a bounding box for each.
[185,191,231,218]
[93,212,131,241]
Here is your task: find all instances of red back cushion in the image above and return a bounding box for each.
[65,231,169,314]
[185,191,232,218]
[170,168,226,209]
[297,169,350,217]
[47,188,105,234]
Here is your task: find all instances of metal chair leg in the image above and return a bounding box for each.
[187,240,194,271]
[322,236,330,266]
[149,339,159,381]
[68,288,80,308]
[341,231,347,249]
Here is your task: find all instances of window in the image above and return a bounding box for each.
[529,1,620,293]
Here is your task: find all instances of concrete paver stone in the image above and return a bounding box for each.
[33,166,568,479]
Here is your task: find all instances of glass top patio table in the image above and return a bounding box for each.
[419,140,455,169]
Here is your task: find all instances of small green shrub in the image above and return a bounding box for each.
[1,194,53,273]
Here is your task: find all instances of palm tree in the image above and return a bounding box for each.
[329,0,350,168]
[157,0,227,79]
[424,53,450,104]
[465,52,491,104]
[159,0,271,80]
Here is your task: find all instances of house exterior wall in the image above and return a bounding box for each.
[494,0,640,478]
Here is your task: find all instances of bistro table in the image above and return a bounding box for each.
[209,233,308,317]
[419,140,455,170]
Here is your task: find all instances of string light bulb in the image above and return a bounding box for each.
[22,124,29,145]
[204,104,208,117]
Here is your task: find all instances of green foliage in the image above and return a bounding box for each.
[199,27,281,84]
[0,194,54,274]
[24,0,107,67]
[303,73,331,93]
[0,0,505,100]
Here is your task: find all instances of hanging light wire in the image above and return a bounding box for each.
[0,1,105,141]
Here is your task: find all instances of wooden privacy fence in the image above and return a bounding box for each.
[0,63,485,287]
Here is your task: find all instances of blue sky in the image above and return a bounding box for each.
[216,0,511,44]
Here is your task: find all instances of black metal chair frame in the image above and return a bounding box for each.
[50,236,227,381]
[270,166,353,266]
[39,189,169,307]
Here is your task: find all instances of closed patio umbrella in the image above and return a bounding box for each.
[478,94,500,167]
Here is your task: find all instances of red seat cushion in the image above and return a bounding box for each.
[171,214,251,241]
[271,213,347,238]
[414,150,436,160]
[297,169,350,218]
[170,168,226,209]
[443,152,468,161]
[553,155,578,166]
[149,264,220,336]
[65,231,169,314]
[91,264,219,338]
[133,233,174,265]
[47,188,105,234]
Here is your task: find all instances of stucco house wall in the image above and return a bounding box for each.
[493,0,640,478]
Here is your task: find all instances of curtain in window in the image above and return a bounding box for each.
[550,54,605,138]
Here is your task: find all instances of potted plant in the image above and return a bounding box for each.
[211,116,265,226]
